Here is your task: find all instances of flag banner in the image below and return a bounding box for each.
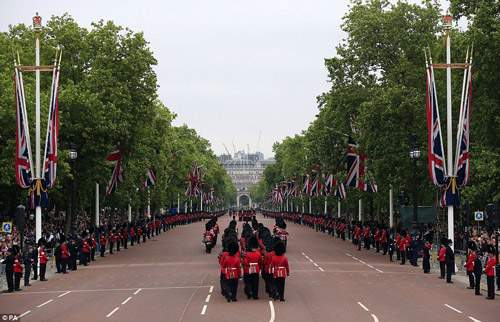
[334,181,346,200]
[14,66,34,189]
[310,174,319,197]
[186,164,202,197]
[425,64,447,187]
[302,174,311,196]
[144,168,157,188]
[345,137,360,188]
[440,177,460,207]
[357,153,367,191]
[42,59,61,188]
[325,174,335,195]
[28,179,48,209]
[365,174,378,193]
[106,149,124,195]
[455,58,472,187]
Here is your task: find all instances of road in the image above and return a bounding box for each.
[1,213,498,322]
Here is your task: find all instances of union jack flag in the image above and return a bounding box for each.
[334,181,346,200]
[42,60,61,188]
[302,174,311,195]
[106,149,124,195]
[425,64,447,187]
[14,66,33,188]
[345,137,359,188]
[324,174,335,195]
[186,164,202,197]
[144,168,157,188]
[455,62,472,187]
[357,153,367,191]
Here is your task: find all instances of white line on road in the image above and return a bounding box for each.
[58,291,71,298]
[269,300,275,322]
[121,296,132,305]
[318,267,325,272]
[205,294,211,303]
[444,304,463,314]
[209,286,213,293]
[357,301,369,312]
[367,264,374,269]
[308,258,314,263]
[468,316,482,322]
[19,311,31,318]
[345,253,352,257]
[352,256,358,260]
[375,268,384,273]
[313,262,319,267]
[371,313,379,322]
[37,299,54,307]
[106,307,120,318]
[201,304,207,315]
[133,288,142,295]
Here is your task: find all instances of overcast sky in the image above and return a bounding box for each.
[0,0,448,158]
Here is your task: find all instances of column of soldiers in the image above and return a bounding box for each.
[262,210,497,300]
[2,211,225,293]
[217,216,290,302]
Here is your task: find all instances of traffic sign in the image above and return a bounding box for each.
[2,222,12,233]
[474,211,484,221]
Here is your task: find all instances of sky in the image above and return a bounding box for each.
[0,0,450,158]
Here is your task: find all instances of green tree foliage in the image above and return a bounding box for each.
[257,0,498,219]
[0,14,234,215]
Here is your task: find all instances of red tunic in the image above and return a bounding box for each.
[485,256,497,277]
[39,248,48,264]
[438,247,446,262]
[465,251,476,272]
[14,257,23,273]
[61,243,70,259]
[222,255,241,279]
[271,254,289,278]
[243,250,262,274]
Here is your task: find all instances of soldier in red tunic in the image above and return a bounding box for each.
[221,241,240,302]
[60,237,70,273]
[99,233,107,257]
[464,242,477,289]
[38,245,48,281]
[271,241,289,301]
[243,237,262,300]
[484,246,497,300]
[13,252,23,291]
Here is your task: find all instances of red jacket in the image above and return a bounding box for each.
[398,237,408,251]
[61,243,70,259]
[99,236,106,247]
[222,254,241,279]
[243,250,262,274]
[465,251,476,272]
[263,251,275,274]
[380,230,387,243]
[271,254,289,278]
[438,247,446,262]
[354,227,361,239]
[82,240,91,253]
[130,227,135,237]
[39,248,48,264]
[14,256,23,273]
[485,256,497,277]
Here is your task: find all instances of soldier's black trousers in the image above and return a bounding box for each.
[467,271,475,288]
[474,273,481,294]
[109,242,114,254]
[220,273,227,296]
[400,251,406,265]
[40,264,46,280]
[226,278,238,300]
[439,262,445,278]
[32,263,38,280]
[61,258,68,273]
[14,272,22,290]
[422,256,430,273]
[382,243,388,255]
[100,246,105,257]
[446,262,453,282]
[274,277,285,300]
[487,276,495,298]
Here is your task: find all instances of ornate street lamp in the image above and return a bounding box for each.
[409,135,421,228]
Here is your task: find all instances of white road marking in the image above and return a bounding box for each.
[308,258,314,263]
[58,291,71,298]
[367,264,374,269]
[19,311,31,318]
[352,256,358,260]
[205,294,211,303]
[468,316,482,322]
[269,300,275,322]
[444,304,463,314]
[121,296,132,305]
[201,304,207,315]
[318,267,325,272]
[37,299,54,307]
[133,288,142,295]
[359,260,366,264]
[357,301,369,312]
[371,313,379,322]
[313,262,319,267]
[375,268,384,273]
[106,307,120,318]
[209,286,213,293]
[345,253,352,257]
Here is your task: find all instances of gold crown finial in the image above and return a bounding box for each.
[33,13,42,31]
[442,11,452,30]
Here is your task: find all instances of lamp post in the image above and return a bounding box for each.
[409,135,421,229]
[65,144,78,234]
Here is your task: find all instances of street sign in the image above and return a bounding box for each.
[474,211,484,221]
[2,222,12,233]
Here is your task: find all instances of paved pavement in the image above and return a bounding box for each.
[1,214,499,322]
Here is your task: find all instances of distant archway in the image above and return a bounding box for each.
[237,193,252,209]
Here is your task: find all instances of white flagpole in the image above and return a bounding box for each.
[200,192,203,212]
[324,196,327,215]
[147,188,151,218]
[34,14,42,246]
[444,14,454,252]
[308,197,312,214]
[337,199,341,218]
[128,201,132,223]
[177,193,180,212]
[358,199,362,222]
[389,188,394,228]
[95,183,99,227]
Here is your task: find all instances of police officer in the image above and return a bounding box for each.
[473,245,483,296]
[445,239,455,284]
[422,238,432,274]
[2,248,15,293]
[23,245,32,287]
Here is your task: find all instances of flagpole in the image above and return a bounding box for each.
[444,13,454,252]
[389,187,394,228]
[95,183,99,227]
[34,14,42,246]
[200,192,203,212]
[147,188,151,218]
[308,197,312,214]
[337,199,341,218]
[177,193,180,213]
[324,196,327,215]
[358,199,362,221]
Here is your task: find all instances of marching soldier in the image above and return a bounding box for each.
[271,241,289,301]
[221,241,240,302]
[60,236,70,273]
[81,237,91,266]
[399,231,408,265]
[130,225,135,246]
[243,237,262,300]
[484,246,497,300]
[38,245,48,281]
[109,230,115,254]
[90,234,97,261]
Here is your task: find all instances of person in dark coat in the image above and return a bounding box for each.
[2,248,15,292]
[472,242,483,296]
[445,239,455,283]
[23,245,33,286]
